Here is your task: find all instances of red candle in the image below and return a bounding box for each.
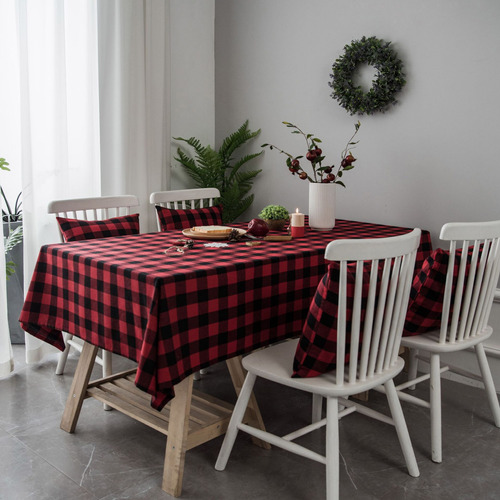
[290,208,305,238]
[291,225,305,238]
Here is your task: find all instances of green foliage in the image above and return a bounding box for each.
[0,158,10,172]
[5,260,16,279]
[261,121,361,187]
[4,224,23,281]
[258,205,290,221]
[173,120,263,224]
[4,224,23,253]
[1,157,23,279]
[2,188,22,222]
[329,36,406,115]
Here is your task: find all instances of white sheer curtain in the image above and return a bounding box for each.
[0,0,169,375]
[97,0,168,231]
[18,0,102,364]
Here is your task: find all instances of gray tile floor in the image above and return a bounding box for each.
[2,345,500,500]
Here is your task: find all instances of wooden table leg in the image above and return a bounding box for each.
[225,356,271,450]
[60,342,99,433]
[162,374,194,497]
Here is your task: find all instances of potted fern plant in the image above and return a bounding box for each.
[173,120,263,224]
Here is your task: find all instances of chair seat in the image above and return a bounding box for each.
[401,325,493,353]
[242,339,405,398]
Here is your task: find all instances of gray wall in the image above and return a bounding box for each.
[215,0,500,241]
[214,0,500,373]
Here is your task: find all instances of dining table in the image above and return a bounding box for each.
[20,217,432,497]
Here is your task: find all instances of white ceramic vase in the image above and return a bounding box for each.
[308,182,336,231]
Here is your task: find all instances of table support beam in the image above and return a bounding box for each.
[162,374,194,497]
[60,342,99,433]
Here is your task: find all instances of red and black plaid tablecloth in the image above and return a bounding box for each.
[20,219,432,410]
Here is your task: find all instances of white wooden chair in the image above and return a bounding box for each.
[398,220,500,463]
[216,229,422,500]
[150,188,220,380]
[48,195,140,379]
[150,187,221,231]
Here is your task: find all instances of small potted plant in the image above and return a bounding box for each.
[1,157,25,344]
[258,204,290,231]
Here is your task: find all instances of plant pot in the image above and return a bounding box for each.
[264,219,289,232]
[3,221,24,344]
[308,182,336,231]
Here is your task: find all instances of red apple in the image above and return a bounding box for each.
[247,218,269,237]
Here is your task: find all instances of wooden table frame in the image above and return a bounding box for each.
[60,342,270,497]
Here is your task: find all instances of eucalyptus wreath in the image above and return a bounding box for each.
[329,36,406,116]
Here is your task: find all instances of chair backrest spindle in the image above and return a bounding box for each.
[437,220,500,345]
[325,229,421,388]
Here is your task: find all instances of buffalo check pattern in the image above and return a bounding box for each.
[155,204,223,231]
[20,218,431,409]
[403,246,475,335]
[56,214,140,242]
[293,262,373,378]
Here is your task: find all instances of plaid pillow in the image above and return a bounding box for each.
[403,247,475,336]
[57,214,140,242]
[155,204,223,231]
[293,262,372,378]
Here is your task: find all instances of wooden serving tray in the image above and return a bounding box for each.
[263,235,293,241]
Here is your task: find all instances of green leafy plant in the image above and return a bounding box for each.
[1,158,23,279]
[329,36,406,115]
[2,189,22,222]
[4,224,23,279]
[173,120,263,224]
[258,205,290,221]
[262,121,360,187]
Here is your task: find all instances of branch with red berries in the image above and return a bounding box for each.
[261,121,360,186]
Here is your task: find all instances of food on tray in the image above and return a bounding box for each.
[191,225,233,235]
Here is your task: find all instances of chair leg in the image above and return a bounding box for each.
[384,379,420,477]
[55,332,72,375]
[475,343,500,427]
[215,372,257,471]
[429,353,442,463]
[312,394,323,423]
[407,348,418,391]
[325,397,339,500]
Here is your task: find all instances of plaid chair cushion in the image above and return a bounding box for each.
[403,247,474,335]
[57,214,140,242]
[293,262,372,378]
[155,204,223,231]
